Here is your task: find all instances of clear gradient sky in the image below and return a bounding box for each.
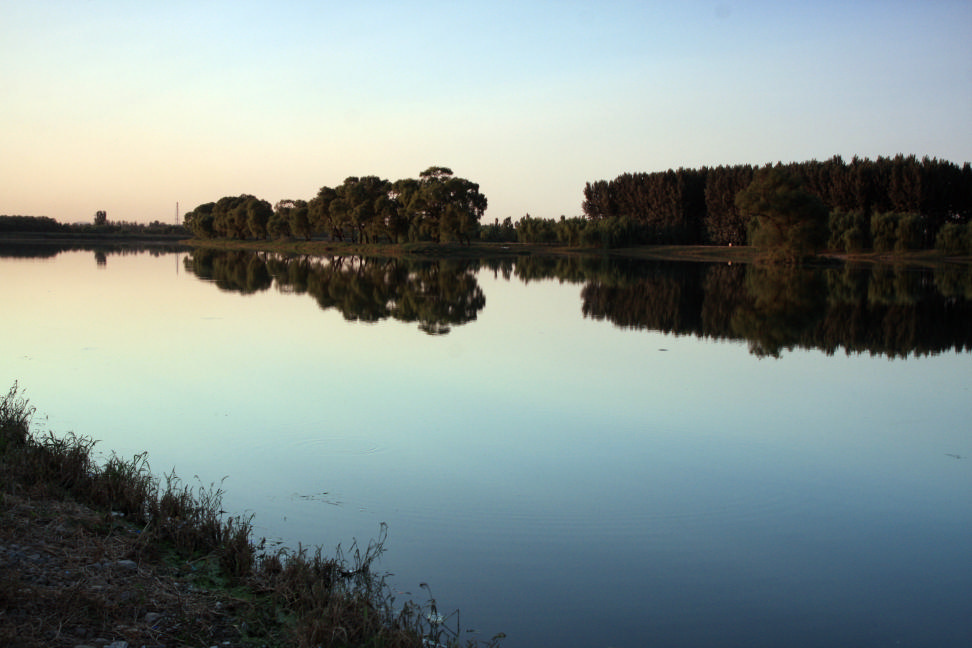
[2,0,970,224]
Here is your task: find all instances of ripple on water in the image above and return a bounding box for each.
[242,432,384,458]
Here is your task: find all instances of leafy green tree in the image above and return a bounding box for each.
[212,196,245,239]
[329,176,390,243]
[270,200,296,239]
[185,202,216,239]
[870,211,900,252]
[408,167,487,244]
[352,176,391,243]
[328,189,352,242]
[246,197,273,240]
[516,214,557,244]
[286,200,311,240]
[735,165,828,263]
[479,216,518,242]
[827,209,869,252]
[267,210,292,239]
[309,187,338,240]
[894,213,924,251]
[704,165,754,245]
[935,221,972,255]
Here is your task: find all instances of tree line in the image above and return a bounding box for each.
[575,154,972,251]
[0,214,188,236]
[183,167,487,245]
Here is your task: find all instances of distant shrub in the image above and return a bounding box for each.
[935,221,972,255]
[894,213,924,251]
[0,215,66,233]
[828,209,869,251]
[515,215,558,244]
[871,212,900,252]
[479,216,517,242]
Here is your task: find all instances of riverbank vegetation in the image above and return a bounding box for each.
[0,383,502,648]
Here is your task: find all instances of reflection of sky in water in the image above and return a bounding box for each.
[1,250,970,648]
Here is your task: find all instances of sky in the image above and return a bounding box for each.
[2,0,970,225]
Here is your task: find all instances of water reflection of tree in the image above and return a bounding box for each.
[0,242,188,260]
[185,249,272,294]
[182,248,972,354]
[729,266,826,358]
[577,260,972,358]
[391,262,486,335]
[581,266,705,334]
[185,250,485,334]
[934,264,972,300]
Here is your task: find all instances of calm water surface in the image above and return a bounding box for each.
[2,247,970,647]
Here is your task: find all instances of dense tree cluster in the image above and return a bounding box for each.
[581,155,972,250]
[184,167,487,245]
[0,215,66,233]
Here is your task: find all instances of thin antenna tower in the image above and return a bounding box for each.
[175,201,181,276]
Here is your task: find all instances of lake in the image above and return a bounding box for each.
[1,245,970,647]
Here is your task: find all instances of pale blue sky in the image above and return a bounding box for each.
[2,0,970,224]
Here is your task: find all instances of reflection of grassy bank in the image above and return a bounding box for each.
[0,383,500,648]
[1,231,191,246]
[184,237,972,266]
[820,249,972,268]
[4,230,969,266]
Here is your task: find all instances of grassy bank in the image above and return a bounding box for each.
[182,237,760,262]
[181,237,589,261]
[0,383,502,648]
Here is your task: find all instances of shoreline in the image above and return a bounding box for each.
[2,232,971,267]
[1,384,496,648]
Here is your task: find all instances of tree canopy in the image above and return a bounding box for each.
[735,165,829,263]
[582,155,972,248]
[184,167,487,245]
